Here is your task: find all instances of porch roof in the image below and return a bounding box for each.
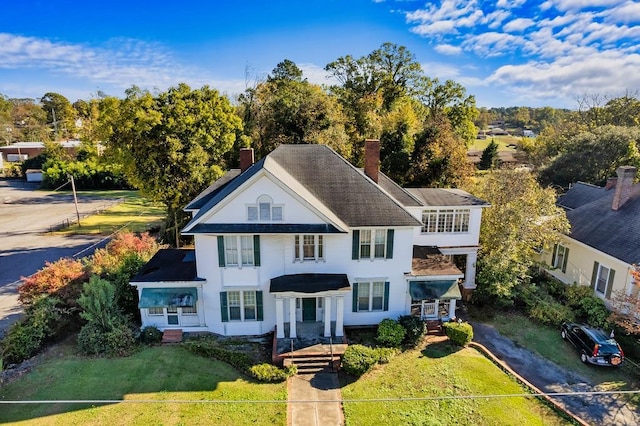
[270,273,350,293]
[411,246,463,277]
[409,280,461,300]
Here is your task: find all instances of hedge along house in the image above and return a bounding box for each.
[130,141,488,340]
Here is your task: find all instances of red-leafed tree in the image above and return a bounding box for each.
[18,258,88,308]
[608,264,640,335]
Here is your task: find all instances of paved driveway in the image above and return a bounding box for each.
[0,179,119,336]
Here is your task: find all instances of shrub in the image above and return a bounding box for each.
[373,347,399,364]
[341,344,379,377]
[578,296,610,328]
[140,326,163,345]
[77,320,136,357]
[398,315,426,348]
[564,284,593,308]
[249,363,296,382]
[184,338,254,372]
[442,321,473,347]
[376,318,405,348]
[528,298,574,326]
[540,277,566,299]
[18,258,87,307]
[1,296,67,366]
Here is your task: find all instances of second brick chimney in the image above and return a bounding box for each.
[612,166,637,211]
[239,148,254,173]
[364,139,380,183]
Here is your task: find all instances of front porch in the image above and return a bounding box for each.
[274,321,348,372]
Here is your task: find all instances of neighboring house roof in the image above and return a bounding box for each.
[130,249,201,282]
[184,144,422,231]
[557,182,609,210]
[565,184,640,265]
[406,188,489,208]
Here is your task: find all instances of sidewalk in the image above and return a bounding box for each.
[288,372,343,426]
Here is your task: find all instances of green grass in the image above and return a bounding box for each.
[484,312,640,395]
[470,135,522,151]
[340,338,570,426]
[54,190,165,235]
[0,342,286,425]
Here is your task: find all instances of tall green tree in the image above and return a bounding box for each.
[479,138,499,170]
[41,92,76,139]
[10,98,48,142]
[100,84,243,244]
[465,170,569,301]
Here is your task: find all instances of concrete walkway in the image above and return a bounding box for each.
[288,373,343,426]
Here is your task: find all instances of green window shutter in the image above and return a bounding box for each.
[217,236,225,267]
[352,230,360,260]
[383,281,390,311]
[606,269,615,299]
[253,235,261,266]
[551,244,558,267]
[590,261,599,290]
[352,282,358,312]
[385,229,394,259]
[220,292,229,322]
[562,248,569,273]
[256,291,264,321]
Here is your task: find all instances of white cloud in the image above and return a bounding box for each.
[503,18,536,32]
[497,0,527,8]
[606,1,640,23]
[410,20,458,36]
[435,44,463,55]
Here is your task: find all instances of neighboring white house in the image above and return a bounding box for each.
[542,166,640,301]
[130,141,488,339]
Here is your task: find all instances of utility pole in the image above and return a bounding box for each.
[69,174,81,227]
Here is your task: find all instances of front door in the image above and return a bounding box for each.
[302,298,316,322]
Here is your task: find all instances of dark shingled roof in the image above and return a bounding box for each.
[184,223,344,234]
[406,188,489,207]
[411,246,463,277]
[185,169,241,211]
[130,249,202,283]
[270,273,351,293]
[566,184,640,265]
[372,171,423,207]
[269,145,421,227]
[557,182,610,210]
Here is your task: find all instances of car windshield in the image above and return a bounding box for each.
[597,343,619,355]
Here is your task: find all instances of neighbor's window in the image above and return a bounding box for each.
[553,244,569,273]
[596,265,610,295]
[295,235,324,261]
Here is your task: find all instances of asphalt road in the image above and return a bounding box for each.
[471,320,639,425]
[0,179,119,336]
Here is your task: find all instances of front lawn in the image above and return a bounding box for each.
[340,337,570,425]
[0,342,286,425]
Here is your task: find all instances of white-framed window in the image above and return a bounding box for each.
[224,236,254,267]
[247,195,283,221]
[148,307,163,316]
[221,290,262,322]
[181,306,197,315]
[596,265,611,295]
[552,244,569,273]
[354,281,388,312]
[353,229,391,260]
[294,234,324,261]
[421,209,470,233]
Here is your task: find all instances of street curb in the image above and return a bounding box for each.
[469,341,590,426]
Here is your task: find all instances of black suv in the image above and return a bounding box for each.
[561,322,624,366]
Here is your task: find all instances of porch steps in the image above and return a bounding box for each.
[426,320,444,335]
[162,329,183,344]
[283,354,341,374]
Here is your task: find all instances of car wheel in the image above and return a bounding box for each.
[561,330,567,339]
[580,353,588,364]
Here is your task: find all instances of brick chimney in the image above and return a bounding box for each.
[605,178,617,190]
[364,139,380,183]
[239,148,254,173]
[612,166,637,211]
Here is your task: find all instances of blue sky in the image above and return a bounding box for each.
[1,0,639,108]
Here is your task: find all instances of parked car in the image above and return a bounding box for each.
[560,322,624,366]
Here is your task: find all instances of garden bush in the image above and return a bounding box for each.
[442,321,473,347]
[578,296,610,328]
[564,284,593,307]
[341,344,379,377]
[18,258,88,307]
[398,315,426,348]
[528,298,574,326]
[376,318,405,348]
[140,326,163,345]
[249,363,296,382]
[77,320,136,357]
[373,347,399,364]
[1,296,67,366]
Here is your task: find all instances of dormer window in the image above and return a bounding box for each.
[247,195,283,221]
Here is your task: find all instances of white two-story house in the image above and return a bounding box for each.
[130,141,488,339]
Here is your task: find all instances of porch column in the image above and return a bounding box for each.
[465,250,478,288]
[289,297,297,338]
[448,299,457,319]
[323,296,332,337]
[335,296,344,337]
[275,298,285,338]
